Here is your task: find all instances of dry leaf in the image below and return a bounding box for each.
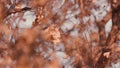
[92,0,96,3]
[43,24,61,44]
[103,52,110,58]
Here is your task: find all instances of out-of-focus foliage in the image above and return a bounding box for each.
[0,0,120,68]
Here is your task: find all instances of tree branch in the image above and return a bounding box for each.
[95,0,120,67]
[8,7,32,15]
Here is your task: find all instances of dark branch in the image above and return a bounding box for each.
[95,0,120,67]
[8,7,32,15]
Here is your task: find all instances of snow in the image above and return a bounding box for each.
[105,19,112,33]
[92,0,111,21]
[83,16,89,24]
[61,20,74,32]
[55,51,74,68]
[52,0,65,13]
[70,0,75,3]
[111,62,120,68]
[65,9,80,19]
[70,29,79,37]
[61,14,80,32]
[18,11,36,28]
[55,43,65,51]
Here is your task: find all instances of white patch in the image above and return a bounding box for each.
[70,29,79,37]
[70,17,80,24]
[90,15,95,22]
[70,0,75,3]
[75,4,79,8]
[65,9,80,19]
[65,13,74,19]
[67,10,72,14]
[55,51,74,68]
[105,19,112,33]
[55,43,65,51]
[61,20,74,32]
[105,19,112,37]
[52,0,65,13]
[61,17,80,32]
[83,16,89,24]
[56,52,66,59]
[18,11,36,28]
[91,0,110,21]
[111,62,120,68]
